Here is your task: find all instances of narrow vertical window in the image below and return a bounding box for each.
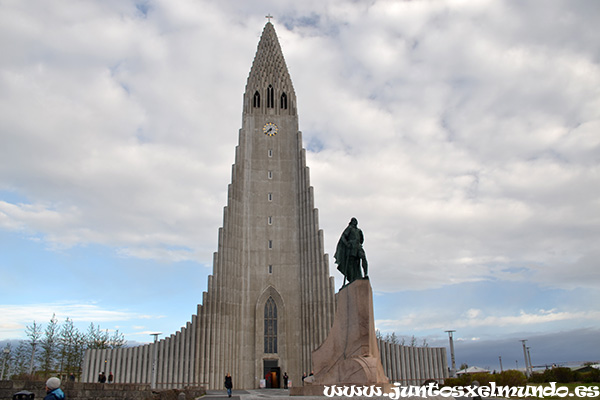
[268,170,273,179]
[268,265,273,274]
[268,193,272,201]
[280,92,288,109]
[268,149,273,158]
[264,297,277,353]
[267,85,274,108]
[268,240,273,249]
[268,216,272,225]
[253,91,261,108]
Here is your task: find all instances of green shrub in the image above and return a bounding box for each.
[444,374,472,387]
[542,368,556,382]
[445,370,529,388]
[496,370,527,387]
[552,367,574,383]
[528,372,546,383]
[576,369,600,383]
[470,372,492,386]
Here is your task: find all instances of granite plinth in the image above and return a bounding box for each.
[300,278,388,392]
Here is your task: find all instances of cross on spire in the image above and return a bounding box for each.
[266,14,274,23]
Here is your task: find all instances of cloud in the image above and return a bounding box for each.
[0,0,598,348]
[0,302,158,340]
[297,1,600,293]
[376,308,600,334]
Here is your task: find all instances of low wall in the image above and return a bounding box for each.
[0,380,206,400]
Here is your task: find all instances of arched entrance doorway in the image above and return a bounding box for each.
[263,359,280,388]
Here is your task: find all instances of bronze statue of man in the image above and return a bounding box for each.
[334,217,368,287]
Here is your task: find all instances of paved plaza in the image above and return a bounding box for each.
[203,389,323,400]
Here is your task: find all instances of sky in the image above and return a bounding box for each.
[1,0,599,372]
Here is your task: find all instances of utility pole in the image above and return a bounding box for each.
[520,340,530,377]
[499,356,503,372]
[150,333,161,390]
[527,347,533,375]
[445,330,456,376]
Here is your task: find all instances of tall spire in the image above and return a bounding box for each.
[244,22,296,115]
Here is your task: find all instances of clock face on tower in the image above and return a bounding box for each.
[263,122,278,136]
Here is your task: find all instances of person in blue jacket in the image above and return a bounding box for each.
[44,377,65,400]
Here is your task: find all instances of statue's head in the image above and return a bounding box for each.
[350,217,358,226]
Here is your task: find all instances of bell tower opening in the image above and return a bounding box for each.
[267,84,275,108]
[253,90,261,108]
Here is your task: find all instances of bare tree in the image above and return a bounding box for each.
[39,314,59,376]
[58,318,86,379]
[109,329,126,349]
[86,323,110,350]
[13,316,126,380]
[25,321,42,375]
[409,335,417,347]
[12,341,31,377]
[1,343,13,379]
[378,331,429,347]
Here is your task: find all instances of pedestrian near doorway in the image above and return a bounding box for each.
[224,373,233,397]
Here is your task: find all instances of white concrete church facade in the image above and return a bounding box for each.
[82,22,449,390]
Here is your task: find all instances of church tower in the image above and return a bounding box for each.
[81,21,336,390]
[198,21,336,389]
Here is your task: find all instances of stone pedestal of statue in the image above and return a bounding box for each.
[291,278,389,396]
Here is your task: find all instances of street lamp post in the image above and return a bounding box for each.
[150,333,161,390]
[527,347,533,375]
[521,340,530,377]
[445,330,456,376]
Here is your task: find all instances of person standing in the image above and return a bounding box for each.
[108,372,114,383]
[44,377,65,400]
[224,373,233,398]
[283,372,289,389]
